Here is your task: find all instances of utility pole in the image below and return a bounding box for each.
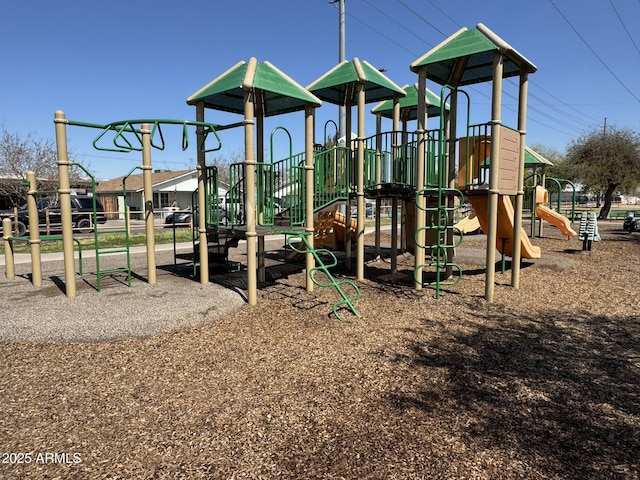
[331,0,346,141]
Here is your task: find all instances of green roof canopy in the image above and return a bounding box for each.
[187,58,321,116]
[371,84,449,119]
[523,146,553,166]
[308,58,406,105]
[482,146,554,168]
[411,23,537,87]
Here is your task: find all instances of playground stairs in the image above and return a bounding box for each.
[200,228,242,271]
[94,225,132,292]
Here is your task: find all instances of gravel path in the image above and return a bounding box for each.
[0,244,246,342]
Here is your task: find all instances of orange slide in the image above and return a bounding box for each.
[468,194,542,259]
[333,211,357,245]
[535,204,577,237]
[534,187,577,237]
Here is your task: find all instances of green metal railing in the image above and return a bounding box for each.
[7,235,84,275]
[64,119,223,154]
[286,233,360,321]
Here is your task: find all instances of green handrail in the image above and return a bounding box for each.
[286,233,360,321]
[270,126,293,164]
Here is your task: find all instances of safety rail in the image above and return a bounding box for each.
[4,234,84,276]
[360,129,442,192]
[286,233,360,321]
[311,146,352,210]
[227,162,246,227]
[459,123,491,190]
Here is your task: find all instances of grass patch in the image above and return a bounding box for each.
[1,228,193,255]
[1,219,393,255]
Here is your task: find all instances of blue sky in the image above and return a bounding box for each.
[1,0,638,181]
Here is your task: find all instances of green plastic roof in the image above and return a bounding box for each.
[371,84,449,119]
[411,24,537,86]
[187,58,321,116]
[482,146,554,167]
[524,146,553,166]
[307,58,406,105]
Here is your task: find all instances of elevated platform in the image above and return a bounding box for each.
[365,183,415,200]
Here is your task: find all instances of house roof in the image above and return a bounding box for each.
[96,170,195,193]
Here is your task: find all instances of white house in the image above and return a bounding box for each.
[96,169,228,219]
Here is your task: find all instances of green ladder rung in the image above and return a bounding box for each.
[96,247,130,255]
[97,228,129,234]
[98,267,131,276]
[413,262,463,299]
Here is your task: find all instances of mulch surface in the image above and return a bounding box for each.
[1,223,639,479]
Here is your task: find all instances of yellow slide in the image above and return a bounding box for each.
[468,194,542,259]
[454,213,481,234]
[332,211,357,247]
[535,204,577,237]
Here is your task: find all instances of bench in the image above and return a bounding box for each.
[609,210,640,220]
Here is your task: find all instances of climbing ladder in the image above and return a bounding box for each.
[286,233,360,321]
[412,92,467,298]
[93,166,133,291]
[414,188,465,298]
[76,163,132,292]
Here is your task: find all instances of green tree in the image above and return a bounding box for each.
[529,144,570,180]
[565,126,640,219]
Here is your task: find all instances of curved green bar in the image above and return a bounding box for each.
[286,233,360,321]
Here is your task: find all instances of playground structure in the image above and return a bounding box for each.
[4,23,585,313]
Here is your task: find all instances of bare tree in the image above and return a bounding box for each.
[206,149,244,186]
[0,129,89,206]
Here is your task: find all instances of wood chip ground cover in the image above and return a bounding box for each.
[1,223,638,479]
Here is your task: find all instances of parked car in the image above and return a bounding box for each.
[164,210,192,228]
[164,209,228,228]
[623,213,639,233]
[0,195,107,237]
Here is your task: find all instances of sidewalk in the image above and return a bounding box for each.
[1,225,388,267]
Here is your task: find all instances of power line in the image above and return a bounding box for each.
[608,0,640,55]
[344,8,422,57]
[425,0,463,29]
[395,0,448,37]
[362,0,433,47]
[324,1,615,141]
[528,82,600,123]
[548,0,640,103]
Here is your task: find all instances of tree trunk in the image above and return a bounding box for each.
[598,182,619,219]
